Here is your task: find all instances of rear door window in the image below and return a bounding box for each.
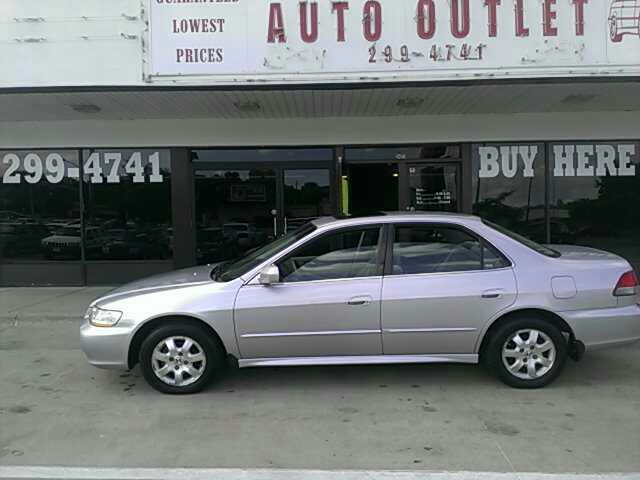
[391,224,509,275]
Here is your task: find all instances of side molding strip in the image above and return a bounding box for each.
[238,354,478,368]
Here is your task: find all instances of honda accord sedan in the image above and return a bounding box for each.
[80,213,640,394]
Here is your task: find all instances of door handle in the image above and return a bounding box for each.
[481,289,504,299]
[347,296,372,306]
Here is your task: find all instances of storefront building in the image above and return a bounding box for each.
[1,0,639,286]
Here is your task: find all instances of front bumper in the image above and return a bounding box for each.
[561,304,640,350]
[80,318,132,369]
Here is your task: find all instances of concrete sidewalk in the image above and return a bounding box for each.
[0,287,114,322]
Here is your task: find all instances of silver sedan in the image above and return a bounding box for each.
[80,213,640,394]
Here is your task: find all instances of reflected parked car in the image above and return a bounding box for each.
[0,222,50,257]
[223,223,266,250]
[81,213,640,394]
[196,227,239,264]
[41,225,101,259]
[98,228,171,260]
[609,0,640,42]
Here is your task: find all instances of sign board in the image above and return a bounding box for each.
[1,151,167,185]
[146,0,640,84]
[474,142,639,179]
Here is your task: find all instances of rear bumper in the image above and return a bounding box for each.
[80,318,131,369]
[561,304,640,350]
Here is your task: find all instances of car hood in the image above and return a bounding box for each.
[94,264,219,305]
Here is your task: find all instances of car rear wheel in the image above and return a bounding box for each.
[486,317,567,389]
[139,322,223,394]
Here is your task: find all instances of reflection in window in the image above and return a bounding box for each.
[472,144,546,243]
[195,170,277,264]
[284,169,332,232]
[549,142,640,269]
[393,226,484,275]
[278,228,381,282]
[0,150,81,262]
[82,150,172,261]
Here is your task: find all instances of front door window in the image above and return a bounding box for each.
[408,164,460,212]
[277,227,382,282]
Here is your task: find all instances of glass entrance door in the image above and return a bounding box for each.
[194,168,278,264]
[283,169,332,234]
[406,163,461,212]
[194,167,333,264]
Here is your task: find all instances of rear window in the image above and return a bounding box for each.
[483,220,561,258]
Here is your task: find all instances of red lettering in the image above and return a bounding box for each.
[543,0,558,36]
[450,0,470,39]
[363,0,382,42]
[484,0,500,37]
[332,2,349,42]
[514,0,529,37]
[267,3,286,43]
[572,0,587,36]
[416,0,436,40]
[299,2,318,43]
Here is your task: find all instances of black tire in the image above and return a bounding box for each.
[486,316,567,389]
[139,322,224,394]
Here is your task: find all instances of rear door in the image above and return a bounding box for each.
[381,223,517,355]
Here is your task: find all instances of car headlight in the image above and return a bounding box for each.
[85,306,122,327]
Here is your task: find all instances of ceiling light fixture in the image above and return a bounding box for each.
[561,94,598,105]
[69,103,102,114]
[233,100,261,112]
[396,97,425,109]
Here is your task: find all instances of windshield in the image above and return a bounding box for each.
[214,222,317,282]
[483,220,561,258]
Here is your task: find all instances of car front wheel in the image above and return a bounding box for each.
[486,317,567,389]
[139,322,223,394]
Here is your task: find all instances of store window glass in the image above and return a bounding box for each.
[472,143,546,243]
[0,150,81,262]
[82,149,172,261]
[549,142,640,270]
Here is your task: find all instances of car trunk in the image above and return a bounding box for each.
[551,245,637,309]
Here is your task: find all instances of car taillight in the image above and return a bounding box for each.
[613,270,639,297]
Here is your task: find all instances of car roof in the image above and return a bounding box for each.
[312,212,482,228]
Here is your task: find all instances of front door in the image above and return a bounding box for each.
[194,167,333,265]
[404,163,461,212]
[234,225,385,359]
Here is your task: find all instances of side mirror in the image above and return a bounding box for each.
[258,264,280,285]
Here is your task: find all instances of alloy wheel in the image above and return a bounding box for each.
[151,336,207,387]
[501,329,556,381]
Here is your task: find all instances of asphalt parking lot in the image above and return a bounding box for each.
[1,320,639,474]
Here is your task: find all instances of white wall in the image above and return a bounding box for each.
[1,111,638,148]
[0,0,143,87]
